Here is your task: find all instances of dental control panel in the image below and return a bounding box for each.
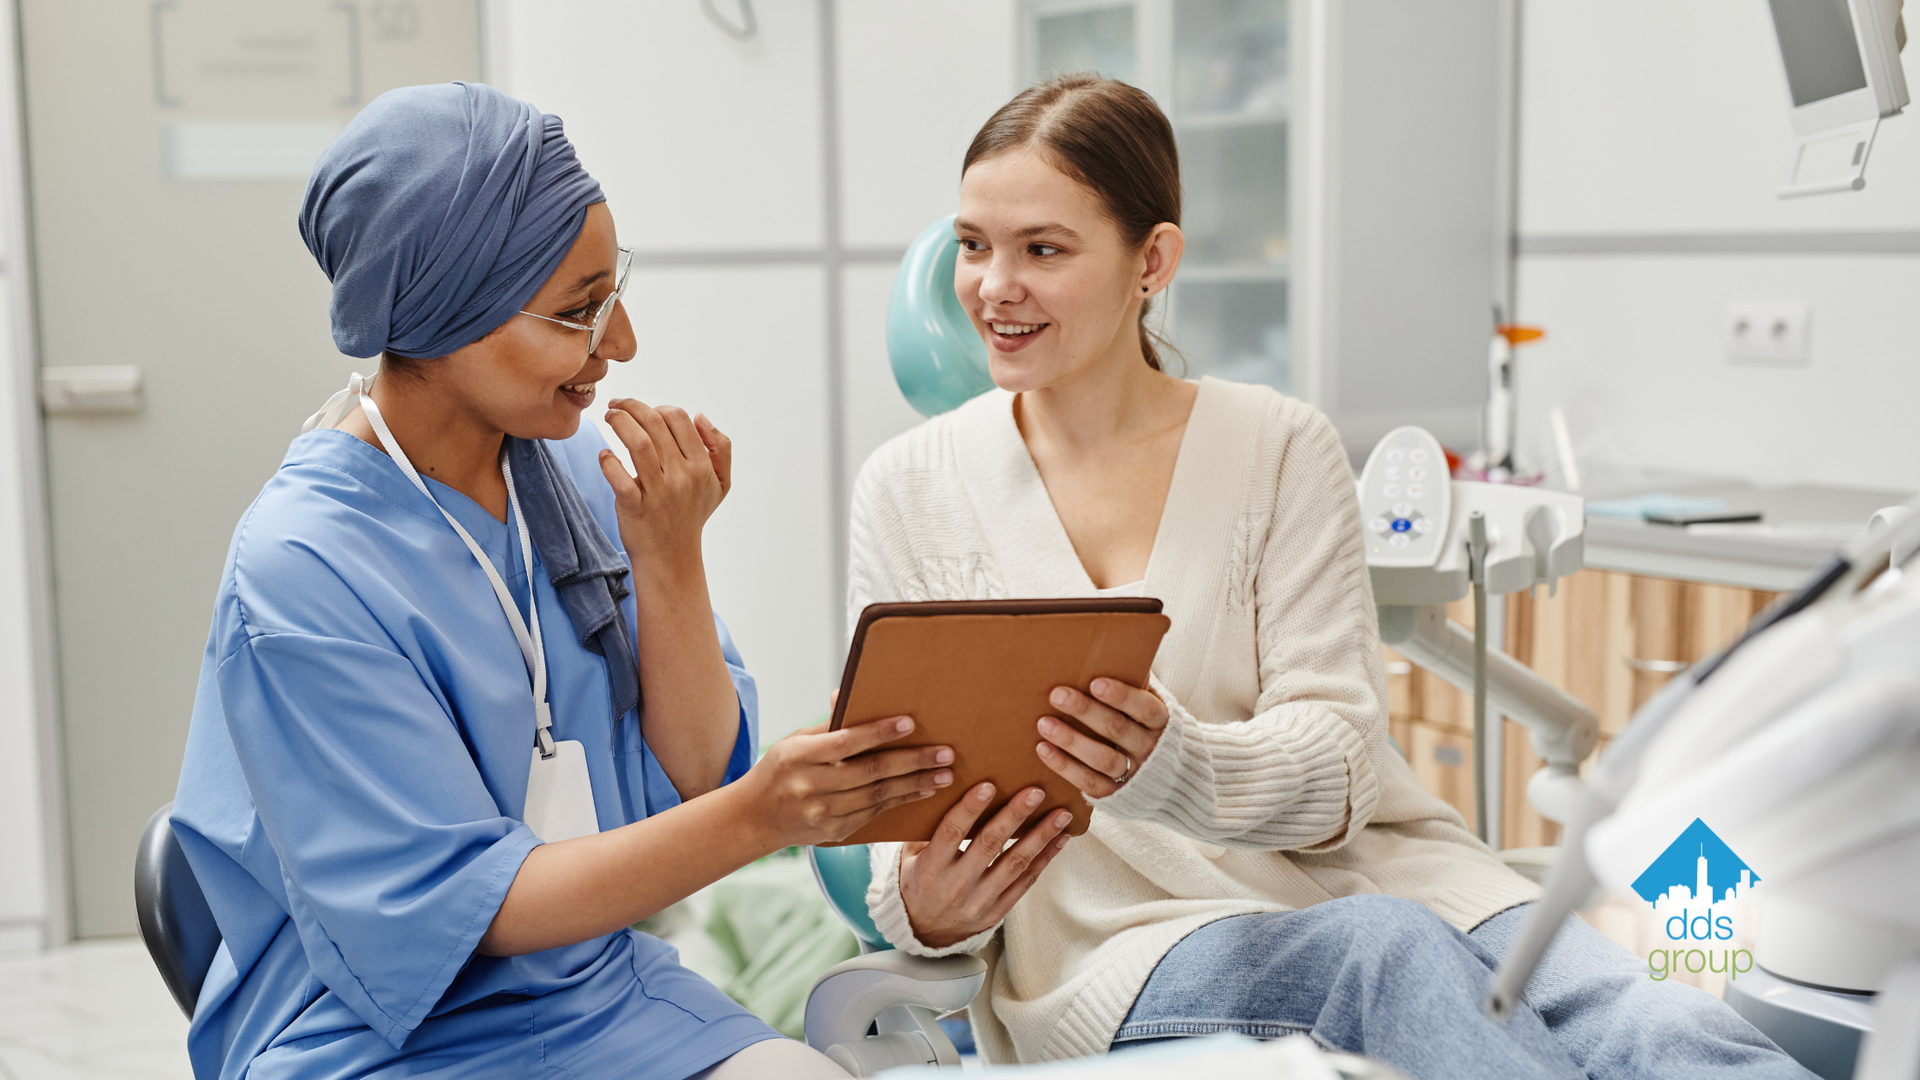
[1360,426,1450,568]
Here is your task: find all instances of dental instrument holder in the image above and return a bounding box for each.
[1363,426,1598,836]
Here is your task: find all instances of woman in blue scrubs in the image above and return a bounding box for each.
[168,82,948,1079]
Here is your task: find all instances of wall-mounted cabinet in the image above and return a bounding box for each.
[1023,0,1514,453]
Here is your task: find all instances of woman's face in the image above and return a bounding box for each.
[953,150,1170,394]
[432,202,636,440]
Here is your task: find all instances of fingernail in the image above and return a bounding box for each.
[1093,679,1111,695]
[934,747,954,765]
[1054,836,1069,850]
[916,790,935,800]
[934,770,953,786]
[976,783,995,801]
[1054,810,1071,827]
[1036,742,1053,757]
[895,717,913,733]
[1037,717,1057,734]
[1051,687,1071,707]
[1025,789,1043,807]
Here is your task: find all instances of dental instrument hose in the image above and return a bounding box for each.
[1469,511,1489,845]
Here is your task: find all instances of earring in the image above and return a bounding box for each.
[1142,286,1150,293]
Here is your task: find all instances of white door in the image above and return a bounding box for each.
[20,0,480,937]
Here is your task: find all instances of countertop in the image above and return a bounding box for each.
[1579,480,1912,592]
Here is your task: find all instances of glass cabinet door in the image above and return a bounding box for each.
[1032,4,1139,86]
[1025,0,1292,392]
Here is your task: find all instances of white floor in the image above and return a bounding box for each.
[0,939,192,1080]
[0,898,1704,1080]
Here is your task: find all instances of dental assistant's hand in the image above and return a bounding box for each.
[597,398,731,564]
[899,782,1074,949]
[739,716,957,848]
[1036,679,1170,799]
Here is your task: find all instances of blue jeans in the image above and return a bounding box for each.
[1110,896,1814,1080]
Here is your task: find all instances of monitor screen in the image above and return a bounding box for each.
[1770,0,1871,106]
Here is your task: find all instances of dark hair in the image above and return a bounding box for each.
[963,74,1182,372]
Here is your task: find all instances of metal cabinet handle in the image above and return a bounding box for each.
[1623,656,1689,674]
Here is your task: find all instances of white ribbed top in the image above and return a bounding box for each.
[847,378,1538,1064]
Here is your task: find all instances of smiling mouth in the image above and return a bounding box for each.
[560,382,596,394]
[989,322,1047,336]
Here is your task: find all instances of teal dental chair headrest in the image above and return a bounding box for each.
[888,215,996,418]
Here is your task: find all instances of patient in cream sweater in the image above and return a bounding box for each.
[848,75,1813,1080]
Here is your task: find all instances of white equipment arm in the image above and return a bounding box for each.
[1377,604,1598,822]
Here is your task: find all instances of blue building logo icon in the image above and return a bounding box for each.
[1632,817,1760,907]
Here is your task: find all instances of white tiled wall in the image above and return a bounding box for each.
[836,0,1017,249]
[498,0,826,253]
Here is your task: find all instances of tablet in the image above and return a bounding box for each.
[822,598,1172,847]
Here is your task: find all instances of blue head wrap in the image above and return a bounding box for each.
[300,82,606,359]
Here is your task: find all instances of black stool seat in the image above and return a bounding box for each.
[134,802,223,1019]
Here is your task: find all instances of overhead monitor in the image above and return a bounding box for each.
[1766,0,1909,196]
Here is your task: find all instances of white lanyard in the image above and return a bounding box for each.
[305,373,558,757]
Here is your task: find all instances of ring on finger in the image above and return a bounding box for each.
[1111,756,1133,784]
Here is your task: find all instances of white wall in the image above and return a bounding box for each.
[836,0,1017,250]
[1513,0,1920,492]
[0,289,49,953]
[0,0,53,951]
[837,0,1016,497]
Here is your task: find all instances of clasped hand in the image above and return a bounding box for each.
[596,398,728,564]
[901,677,1170,948]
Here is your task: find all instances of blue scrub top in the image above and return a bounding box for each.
[171,425,776,1080]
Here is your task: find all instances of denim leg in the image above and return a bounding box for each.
[1111,895,1584,1080]
[1468,903,1817,1080]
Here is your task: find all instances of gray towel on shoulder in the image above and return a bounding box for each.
[506,437,640,722]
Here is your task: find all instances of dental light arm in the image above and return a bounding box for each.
[1363,427,1597,826]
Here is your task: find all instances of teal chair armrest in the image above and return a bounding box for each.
[808,844,890,953]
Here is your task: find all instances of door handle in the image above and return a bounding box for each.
[41,366,143,414]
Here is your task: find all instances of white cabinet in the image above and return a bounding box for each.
[1023,0,1513,452]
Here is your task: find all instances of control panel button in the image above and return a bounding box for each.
[1385,466,1402,481]
[1409,449,1428,464]
[1407,484,1424,498]
[1383,484,1400,498]
[1390,518,1412,533]
[1387,449,1404,463]
[1413,518,1433,534]
[1392,502,1412,518]
[1389,534,1410,548]
[1370,517,1390,534]
[1409,466,1426,481]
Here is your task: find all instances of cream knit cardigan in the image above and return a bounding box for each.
[848,377,1540,1064]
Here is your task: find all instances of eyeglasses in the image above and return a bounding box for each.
[518,246,634,353]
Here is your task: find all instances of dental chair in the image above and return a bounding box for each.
[797,217,1602,1075]
[1488,498,1920,1080]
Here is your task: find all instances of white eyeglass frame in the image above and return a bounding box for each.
[518,246,634,353]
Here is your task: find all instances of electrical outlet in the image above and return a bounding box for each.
[1725,301,1811,364]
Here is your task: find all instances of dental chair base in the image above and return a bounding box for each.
[804,952,986,1075]
[1724,966,1874,1080]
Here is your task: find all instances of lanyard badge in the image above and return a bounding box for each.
[306,374,600,843]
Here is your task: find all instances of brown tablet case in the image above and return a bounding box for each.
[822,598,1171,847]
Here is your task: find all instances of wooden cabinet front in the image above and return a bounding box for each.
[1385,570,1778,848]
